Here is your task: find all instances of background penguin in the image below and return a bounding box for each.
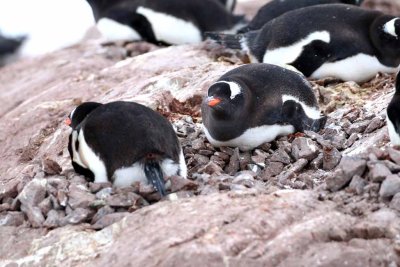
[207,4,400,83]
[238,0,364,33]
[86,0,245,45]
[387,72,400,146]
[217,0,237,12]
[201,63,327,151]
[0,33,25,66]
[66,101,187,196]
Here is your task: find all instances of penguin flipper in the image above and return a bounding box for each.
[204,32,243,50]
[144,161,166,197]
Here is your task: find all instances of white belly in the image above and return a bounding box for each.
[97,18,142,42]
[203,124,295,151]
[387,113,400,146]
[311,53,399,83]
[136,6,202,44]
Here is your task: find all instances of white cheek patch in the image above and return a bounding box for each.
[78,130,108,183]
[178,149,187,178]
[282,95,322,120]
[213,81,242,99]
[311,53,400,83]
[69,107,77,120]
[263,31,331,66]
[203,124,295,151]
[226,0,235,11]
[97,17,142,42]
[384,18,399,38]
[136,6,202,44]
[71,131,85,167]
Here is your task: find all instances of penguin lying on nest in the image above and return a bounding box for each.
[201,63,327,151]
[66,101,187,197]
[207,4,400,83]
[387,72,400,146]
[86,0,245,45]
[238,0,364,33]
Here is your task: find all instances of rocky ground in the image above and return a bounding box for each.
[1,1,400,266]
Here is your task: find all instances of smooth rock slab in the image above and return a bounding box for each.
[380,175,400,198]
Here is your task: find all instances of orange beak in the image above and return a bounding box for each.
[65,118,72,126]
[208,98,221,107]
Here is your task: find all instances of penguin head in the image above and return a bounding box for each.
[371,16,400,59]
[65,102,102,129]
[341,0,364,5]
[205,81,245,119]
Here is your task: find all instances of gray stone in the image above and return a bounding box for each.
[238,151,251,170]
[310,153,323,169]
[169,176,198,192]
[322,125,347,150]
[339,157,367,180]
[225,148,240,175]
[61,208,91,225]
[369,163,392,183]
[92,212,130,230]
[193,154,209,165]
[388,147,400,165]
[68,184,96,209]
[20,205,45,228]
[213,152,230,162]
[379,175,400,198]
[389,193,400,212]
[17,178,47,207]
[43,210,64,228]
[41,158,62,175]
[290,159,309,173]
[198,162,223,175]
[261,162,284,180]
[38,197,52,216]
[291,137,319,161]
[0,179,19,201]
[325,170,352,192]
[345,120,370,135]
[89,182,113,193]
[364,117,384,133]
[270,148,291,164]
[96,187,113,200]
[344,133,360,148]
[91,205,115,224]
[191,139,205,150]
[348,176,367,195]
[106,192,144,208]
[0,211,25,226]
[219,147,235,156]
[322,145,341,171]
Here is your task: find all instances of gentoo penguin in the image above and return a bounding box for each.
[86,0,245,45]
[207,4,400,83]
[0,34,25,66]
[217,0,236,12]
[238,0,363,33]
[66,101,187,196]
[387,72,400,146]
[201,63,327,151]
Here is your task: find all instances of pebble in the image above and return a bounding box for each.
[388,147,400,165]
[44,210,64,228]
[364,117,384,133]
[0,212,25,226]
[0,180,19,201]
[369,163,392,183]
[41,158,62,176]
[18,178,47,207]
[322,145,341,171]
[379,175,400,198]
[67,184,96,210]
[261,162,284,180]
[91,212,130,230]
[169,176,198,192]
[61,208,91,225]
[96,187,113,200]
[270,148,291,164]
[348,176,367,195]
[291,137,319,161]
[225,148,240,175]
[106,192,144,208]
[390,193,400,212]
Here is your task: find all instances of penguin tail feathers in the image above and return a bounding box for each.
[144,160,167,197]
[204,32,243,50]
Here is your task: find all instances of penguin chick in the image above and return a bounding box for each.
[207,4,400,83]
[66,101,187,196]
[238,0,364,33]
[387,72,400,145]
[201,63,327,151]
